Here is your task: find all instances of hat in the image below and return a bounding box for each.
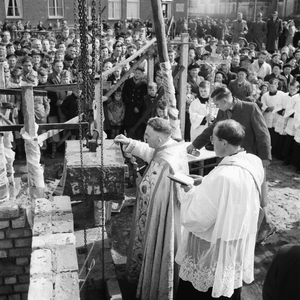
[215,70,226,78]
[272,53,280,58]
[283,63,292,69]
[238,37,248,44]
[6,53,18,60]
[272,11,278,16]
[135,65,145,72]
[64,54,74,61]
[249,42,257,48]
[272,63,281,69]
[241,47,251,52]
[237,67,248,74]
[30,50,44,58]
[240,55,252,62]
[188,63,200,70]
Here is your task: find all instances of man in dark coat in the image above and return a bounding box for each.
[122,66,148,140]
[187,87,271,162]
[266,11,283,53]
[250,13,267,51]
[228,67,253,101]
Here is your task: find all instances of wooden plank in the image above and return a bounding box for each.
[34,84,83,93]
[0,122,89,132]
[178,33,189,138]
[102,38,157,78]
[0,88,47,96]
[104,54,148,98]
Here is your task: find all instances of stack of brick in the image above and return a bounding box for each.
[0,204,32,300]
[28,196,79,300]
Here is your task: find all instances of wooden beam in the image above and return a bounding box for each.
[34,84,82,93]
[104,54,148,98]
[102,38,157,78]
[22,86,36,136]
[147,48,155,84]
[0,63,5,103]
[178,33,189,139]
[0,122,89,132]
[150,1,168,63]
[0,88,47,96]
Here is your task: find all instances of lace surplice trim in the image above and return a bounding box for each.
[178,255,244,298]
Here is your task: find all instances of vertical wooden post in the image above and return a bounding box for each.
[147,49,155,84]
[0,63,5,103]
[178,33,189,138]
[151,0,169,63]
[21,86,45,218]
[22,86,36,136]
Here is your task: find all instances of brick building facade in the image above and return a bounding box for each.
[0,0,188,29]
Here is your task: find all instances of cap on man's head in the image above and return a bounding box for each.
[237,67,248,74]
[249,42,257,47]
[240,55,252,62]
[64,54,74,61]
[188,63,200,70]
[135,65,145,72]
[272,52,280,58]
[283,63,292,69]
[241,47,250,52]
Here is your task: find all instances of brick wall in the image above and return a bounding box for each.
[0,204,32,300]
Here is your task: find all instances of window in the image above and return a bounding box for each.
[48,0,64,18]
[127,0,140,19]
[189,0,198,9]
[5,0,23,18]
[108,0,121,20]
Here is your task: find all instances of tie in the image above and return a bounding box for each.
[226,109,233,119]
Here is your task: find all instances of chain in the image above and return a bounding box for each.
[77,0,89,283]
[98,0,105,295]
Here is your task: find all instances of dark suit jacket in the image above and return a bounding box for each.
[228,79,253,101]
[192,98,272,160]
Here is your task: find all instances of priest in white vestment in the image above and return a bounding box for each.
[176,119,265,299]
[115,117,189,300]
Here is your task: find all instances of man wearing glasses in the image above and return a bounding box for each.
[177,119,265,300]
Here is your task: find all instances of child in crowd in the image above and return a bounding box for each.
[143,82,158,126]
[107,88,125,138]
[189,80,217,141]
[273,81,299,159]
[261,78,285,155]
[282,81,300,169]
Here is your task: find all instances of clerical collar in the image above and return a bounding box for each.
[229,148,244,156]
[269,91,277,96]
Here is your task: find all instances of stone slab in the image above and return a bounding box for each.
[52,245,78,273]
[53,272,79,300]
[34,198,52,217]
[64,140,126,201]
[32,215,52,236]
[28,277,53,300]
[32,233,75,250]
[51,213,74,234]
[30,249,52,277]
[51,196,72,215]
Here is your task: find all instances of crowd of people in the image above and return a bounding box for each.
[0,12,299,172]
